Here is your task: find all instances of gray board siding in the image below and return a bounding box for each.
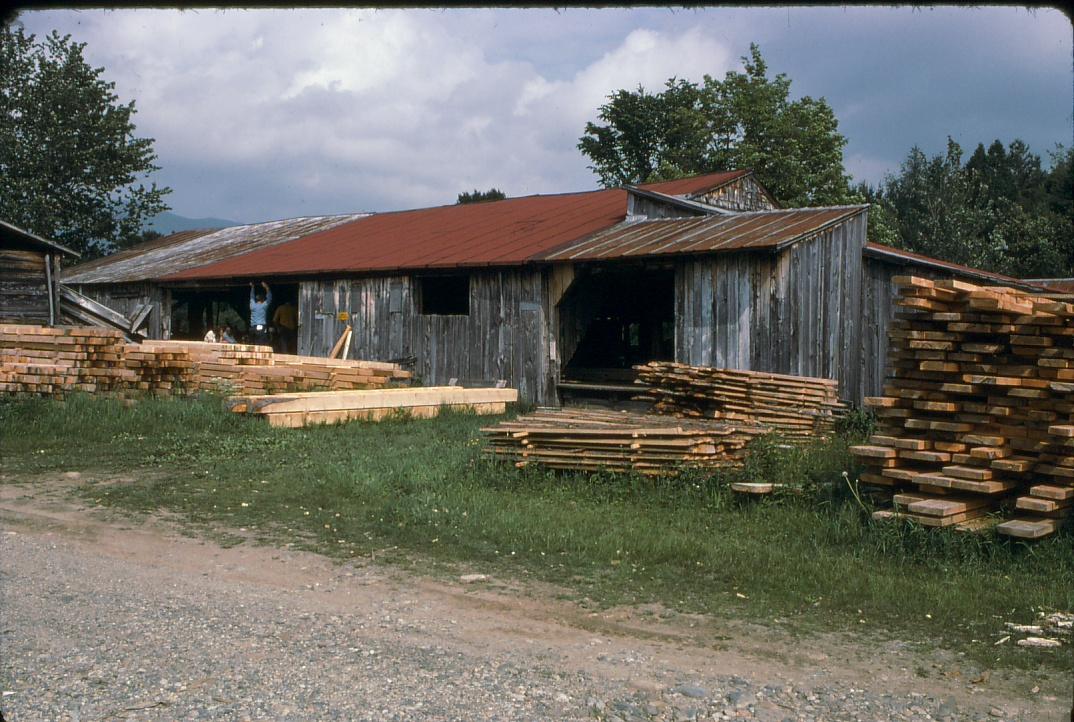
[299,268,552,404]
[0,249,52,324]
[674,212,867,402]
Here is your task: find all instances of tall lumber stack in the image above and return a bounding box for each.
[634,362,846,438]
[1,325,411,399]
[849,276,1074,539]
[481,407,769,475]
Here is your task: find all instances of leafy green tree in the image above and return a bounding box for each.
[456,188,506,204]
[866,138,1074,277]
[0,28,170,257]
[578,44,853,207]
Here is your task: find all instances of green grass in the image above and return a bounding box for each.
[2,394,1072,672]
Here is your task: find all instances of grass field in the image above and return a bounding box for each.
[2,394,1072,671]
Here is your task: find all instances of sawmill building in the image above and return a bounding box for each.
[63,170,1044,405]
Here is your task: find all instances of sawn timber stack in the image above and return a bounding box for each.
[481,407,770,476]
[634,362,846,438]
[849,276,1074,539]
[228,386,518,428]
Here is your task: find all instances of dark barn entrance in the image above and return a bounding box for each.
[169,282,299,351]
[556,265,674,404]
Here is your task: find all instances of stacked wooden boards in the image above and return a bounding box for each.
[1,325,411,398]
[0,324,134,396]
[634,361,846,438]
[228,386,518,428]
[849,276,1074,539]
[481,407,769,475]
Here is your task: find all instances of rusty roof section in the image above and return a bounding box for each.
[163,172,750,281]
[64,214,371,284]
[863,242,1049,292]
[539,206,868,262]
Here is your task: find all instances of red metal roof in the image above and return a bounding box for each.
[163,171,752,281]
[540,206,866,261]
[863,242,1049,291]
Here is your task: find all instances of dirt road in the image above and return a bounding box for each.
[0,479,1068,721]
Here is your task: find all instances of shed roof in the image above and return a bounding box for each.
[0,220,80,257]
[863,242,1048,291]
[161,172,753,281]
[539,206,867,262]
[64,214,370,284]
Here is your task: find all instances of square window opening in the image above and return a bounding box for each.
[418,275,470,315]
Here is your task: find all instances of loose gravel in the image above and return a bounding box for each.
[0,492,1068,721]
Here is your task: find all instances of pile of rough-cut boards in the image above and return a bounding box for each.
[1,324,136,396]
[0,325,411,398]
[850,276,1074,540]
[139,341,410,395]
[634,362,846,438]
[229,386,518,428]
[481,407,770,475]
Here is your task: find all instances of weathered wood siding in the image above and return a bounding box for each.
[674,212,868,402]
[0,249,52,324]
[692,175,777,212]
[71,283,168,338]
[299,269,553,404]
[860,257,899,399]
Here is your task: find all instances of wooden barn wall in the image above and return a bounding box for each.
[0,249,52,324]
[299,269,553,404]
[693,176,777,212]
[629,195,707,219]
[860,258,900,399]
[70,282,168,338]
[674,213,868,403]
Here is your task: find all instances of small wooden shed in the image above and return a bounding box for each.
[0,220,80,325]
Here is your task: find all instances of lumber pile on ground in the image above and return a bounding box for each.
[228,386,517,428]
[849,276,1074,539]
[1,326,411,399]
[481,407,769,475]
[0,325,136,396]
[634,362,846,438]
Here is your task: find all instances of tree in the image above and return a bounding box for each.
[0,28,170,257]
[866,138,1074,278]
[457,188,506,204]
[577,44,853,207]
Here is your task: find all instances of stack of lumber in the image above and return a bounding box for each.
[634,361,846,438]
[228,386,517,428]
[849,276,1074,539]
[481,407,769,475]
[139,341,411,395]
[123,344,196,394]
[1,326,412,399]
[0,324,135,396]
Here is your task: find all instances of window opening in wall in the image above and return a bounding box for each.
[418,274,470,316]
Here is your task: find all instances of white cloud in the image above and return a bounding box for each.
[14,9,735,220]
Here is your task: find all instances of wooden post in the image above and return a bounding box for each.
[44,252,56,326]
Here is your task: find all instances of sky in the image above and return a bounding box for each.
[11,6,1074,224]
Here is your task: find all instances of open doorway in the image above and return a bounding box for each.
[168,282,299,352]
[557,265,674,400]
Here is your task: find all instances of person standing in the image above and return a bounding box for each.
[272,300,298,354]
[249,281,272,347]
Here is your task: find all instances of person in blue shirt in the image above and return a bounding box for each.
[249,281,272,346]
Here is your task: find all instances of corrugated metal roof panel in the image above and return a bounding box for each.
[63,214,370,284]
[539,206,867,262]
[863,242,1048,291]
[163,172,750,281]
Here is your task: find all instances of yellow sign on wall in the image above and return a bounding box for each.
[337,311,350,322]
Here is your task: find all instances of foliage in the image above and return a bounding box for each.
[0,28,170,257]
[456,187,506,204]
[3,395,1072,672]
[861,138,1073,277]
[577,44,854,207]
